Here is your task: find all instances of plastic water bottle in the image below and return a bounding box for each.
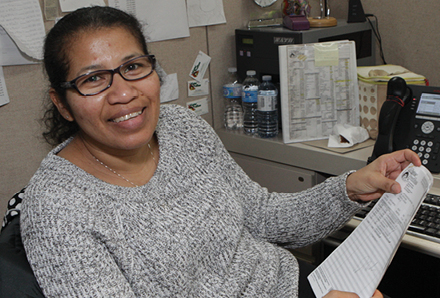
[223,68,243,130]
[242,70,260,135]
[257,75,278,138]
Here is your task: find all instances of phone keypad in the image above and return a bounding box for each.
[413,138,439,166]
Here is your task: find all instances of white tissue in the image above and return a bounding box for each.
[328,124,369,148]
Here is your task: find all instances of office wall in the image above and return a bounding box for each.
[210,0,440,130]
[311,0,440,86]
[0,0,258,217]
[1,0,439,217]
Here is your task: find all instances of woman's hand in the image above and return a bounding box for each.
[323,289,383,298]
[346,149,421,202]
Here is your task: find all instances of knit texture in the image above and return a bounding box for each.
[21,104,362,297]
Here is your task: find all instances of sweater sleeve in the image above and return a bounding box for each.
[170,106,365,249]
[174,107,363,248]
[20,185,138,298]
[181,114,362,249]
[225,153,363,248]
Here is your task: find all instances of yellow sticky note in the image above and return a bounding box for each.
[314,42,339,67]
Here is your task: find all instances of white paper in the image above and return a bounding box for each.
[279,41,359,144]
[187,97,208,116]
[188,79,209,96]
[108,0,190,42]
[44,0,59,21]
[59,0,105,12]
[160,73,179,103]
[308,164,433,298]
[186,0,226,27]
[0,0,45,60]
[328,124,369,148]
[189,51,211,82]
[0,66,10,106]
[0,26,38,66]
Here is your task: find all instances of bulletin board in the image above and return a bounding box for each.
[279,40,359,144]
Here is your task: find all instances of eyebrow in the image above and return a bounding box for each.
[73,53,144,77]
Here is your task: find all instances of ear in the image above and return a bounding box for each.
[49,88,74,122]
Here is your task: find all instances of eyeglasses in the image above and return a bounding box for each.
[60,55,156,96]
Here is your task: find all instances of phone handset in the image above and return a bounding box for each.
[368,77,411,164]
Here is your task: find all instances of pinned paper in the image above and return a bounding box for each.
[0,0,46,60]
[187,97,209,116]
[160,73,179,103]
[59,0,105,12]
[108,0,190,42]
[314,42,339,67]
[44,0,60,21]
[187,0,226,27]
[188,79,209,96]
[189,51,211,82]
[0,27,38,65]
[0,66,10,106]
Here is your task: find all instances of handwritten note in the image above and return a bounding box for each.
[308,164,433,298]
[0,0,45,60]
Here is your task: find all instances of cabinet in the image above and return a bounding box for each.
[229,152,326,193]
[229,151,327,263]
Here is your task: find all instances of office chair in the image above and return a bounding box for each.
[0,188,44,297]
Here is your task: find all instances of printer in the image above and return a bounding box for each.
[235,19,376,83]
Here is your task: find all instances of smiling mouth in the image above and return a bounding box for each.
[111,109,144,123]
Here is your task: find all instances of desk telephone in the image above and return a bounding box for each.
[369,77,440,173]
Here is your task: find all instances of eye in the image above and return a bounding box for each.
[77,72,109,88]
[123,62,146,76]
[126,63,140,72]
[83,74,103,83]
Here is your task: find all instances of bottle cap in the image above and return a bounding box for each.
[246,70,256,76]
[262,75,272,81]
[228,67,237,73]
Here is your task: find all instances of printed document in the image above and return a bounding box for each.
[308,164,433,298]
[279,41,359,144]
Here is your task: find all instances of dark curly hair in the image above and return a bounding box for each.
[42,6,149,146]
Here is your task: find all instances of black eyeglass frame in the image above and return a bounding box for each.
[59,55,156,96]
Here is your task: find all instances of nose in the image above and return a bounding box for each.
[106,73,139,104]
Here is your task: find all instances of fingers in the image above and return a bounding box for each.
[400,149,422,167]
[368,172,401,195]
[323,290,359,298]
[346,149,420,202]
[323,289,382,298]
[372,289,384,298]
[379,149,421,170]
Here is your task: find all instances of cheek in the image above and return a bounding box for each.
[68,97,104,123]
[142,73,161,100]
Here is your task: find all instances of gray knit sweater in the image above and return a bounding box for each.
[21,104,362,298]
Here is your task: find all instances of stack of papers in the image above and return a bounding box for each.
[308,164,433,298]
[357,65,426,85]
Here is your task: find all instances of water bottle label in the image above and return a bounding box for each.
[242,90,258,103]
[257,91,278,111]
[223,85,242,98]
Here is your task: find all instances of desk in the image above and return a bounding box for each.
[216,128,440,258]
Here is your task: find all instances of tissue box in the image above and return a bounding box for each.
[357,65,427,139]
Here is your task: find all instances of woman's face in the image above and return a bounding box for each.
[52,27,161,152]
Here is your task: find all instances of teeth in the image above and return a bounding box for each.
[112,111,142,123]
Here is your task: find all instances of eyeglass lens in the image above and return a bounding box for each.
[75,56,154,95]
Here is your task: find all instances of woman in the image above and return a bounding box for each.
[20,6,418,298]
